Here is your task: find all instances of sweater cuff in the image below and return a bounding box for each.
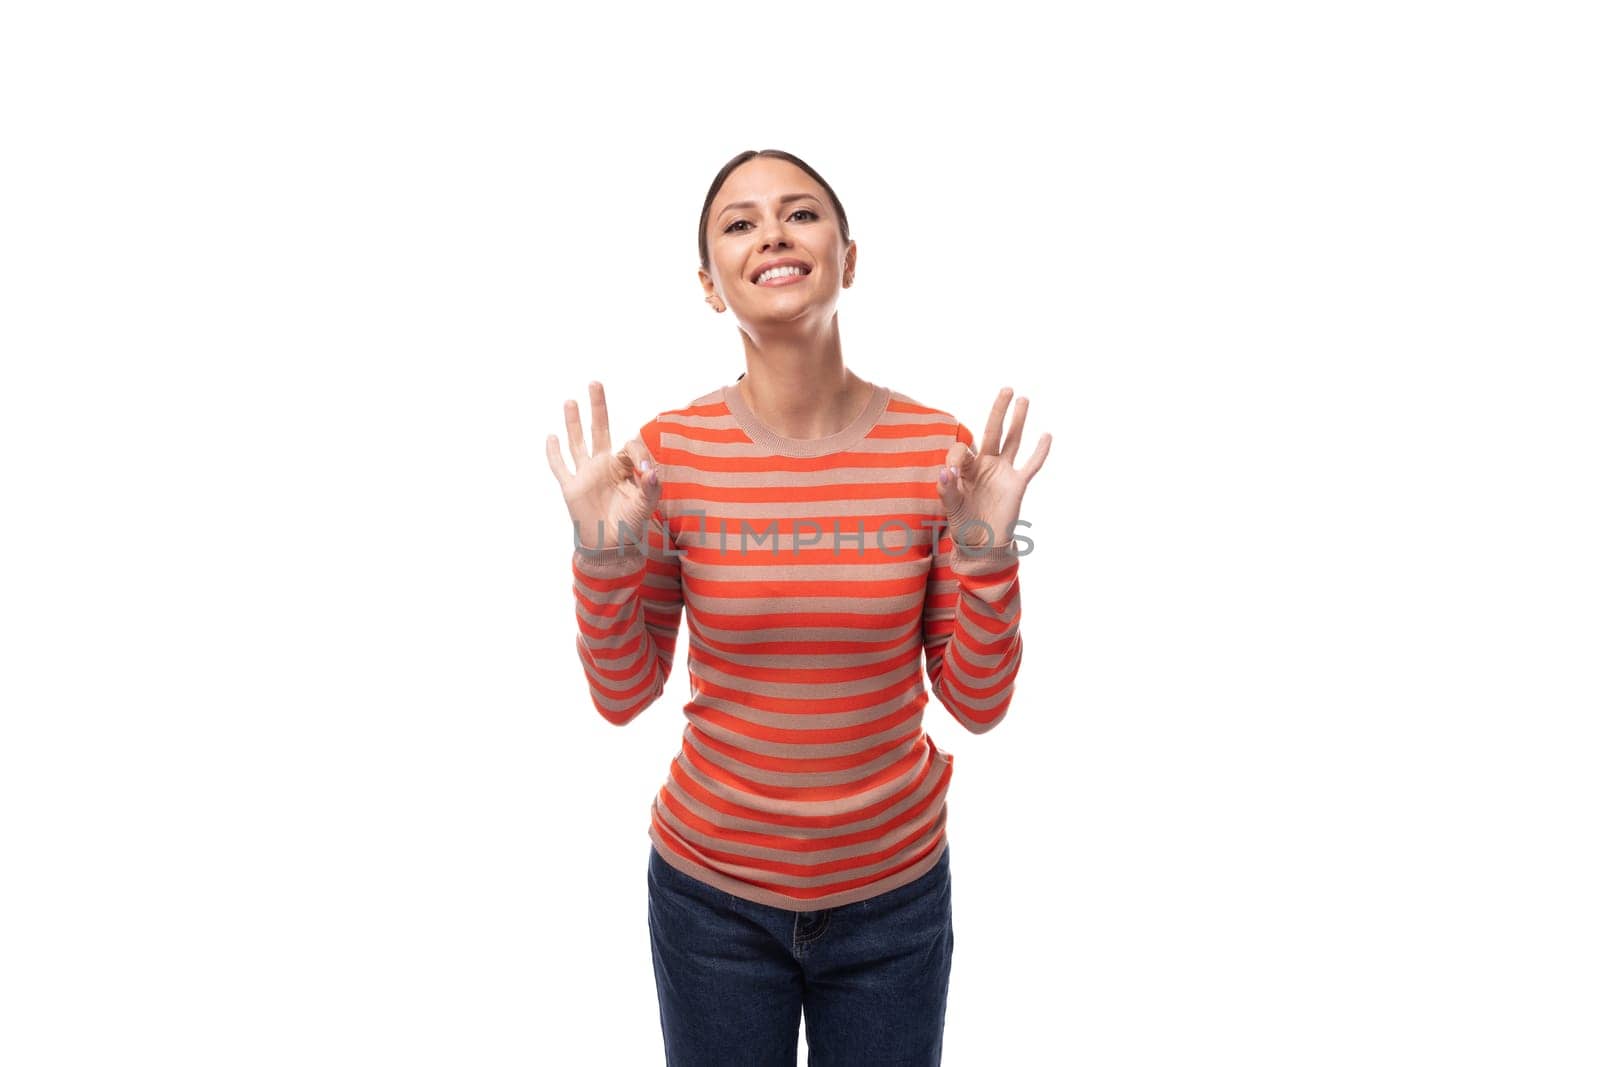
[948,538,1019,576]
[572,542,648,577]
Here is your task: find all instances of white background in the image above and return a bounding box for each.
[3,2,1596,1064]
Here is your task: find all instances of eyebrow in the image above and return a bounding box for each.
[717,192,823,218]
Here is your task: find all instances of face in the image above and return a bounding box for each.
[700,157,855,328]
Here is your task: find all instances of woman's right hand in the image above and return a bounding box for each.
[547,381,661,553]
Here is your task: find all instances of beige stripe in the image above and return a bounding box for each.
[687,656,923,703]
[654,463,952,491]
[683,629,923,663]
[667,558,933,581]
[679,717,925,760]
[673,591,925,617]
[667,499,946,523]
[666,738,949,823]
[681,676,927,732]
[656,434,956,465]
[656,400,952,427]
[657,751,950,842]
[680,729,930,790]
[683,625,923,653]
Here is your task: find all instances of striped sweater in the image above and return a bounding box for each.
[570,379,1024,910]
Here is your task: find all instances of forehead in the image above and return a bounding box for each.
[711,158,826,215]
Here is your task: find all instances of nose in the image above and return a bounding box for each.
[757,212,791,252]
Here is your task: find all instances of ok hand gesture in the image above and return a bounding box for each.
[937,387,1051,550]
[546,381,660,553]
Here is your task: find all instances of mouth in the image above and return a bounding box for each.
[751,260,812,287]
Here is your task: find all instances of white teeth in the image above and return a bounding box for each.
[757,265,806,284]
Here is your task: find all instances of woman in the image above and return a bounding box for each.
[547,149,1050,1065]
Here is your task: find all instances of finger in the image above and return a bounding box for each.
[545,433,571,489]
[962,441,982,480]
[589,381,612,456]
[641,457,663,509]
[935,461,965,516]
[563,398,588,463]
[980,387,1012,455]
[617,440,655,490]
[944,441,976,482]
[999,395,1028,463]
[1019,432,1052,485]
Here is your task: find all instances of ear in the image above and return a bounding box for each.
[699,268,725,311]
[843,240,857,287]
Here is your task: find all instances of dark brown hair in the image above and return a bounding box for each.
[697,149,851,272]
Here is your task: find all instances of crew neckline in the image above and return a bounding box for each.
[722,379,891,457]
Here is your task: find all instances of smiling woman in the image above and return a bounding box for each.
[547,147,1050,1065]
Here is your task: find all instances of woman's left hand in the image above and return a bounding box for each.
[937,387,1052,549]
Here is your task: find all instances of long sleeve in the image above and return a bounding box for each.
[571,433,685,726]
[921,421,1024,733]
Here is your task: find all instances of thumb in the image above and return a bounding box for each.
[936,442,974,524]
[638,456,663,511]
[613,447,658,499]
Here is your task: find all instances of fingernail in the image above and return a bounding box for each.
[938,468,949,485]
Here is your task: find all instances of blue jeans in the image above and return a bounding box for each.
[646,845,955,1066]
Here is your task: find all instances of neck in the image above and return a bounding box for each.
[736,318,869,439]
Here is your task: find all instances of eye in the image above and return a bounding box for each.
[722,209,820,233]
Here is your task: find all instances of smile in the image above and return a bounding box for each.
[754,265,810,286]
